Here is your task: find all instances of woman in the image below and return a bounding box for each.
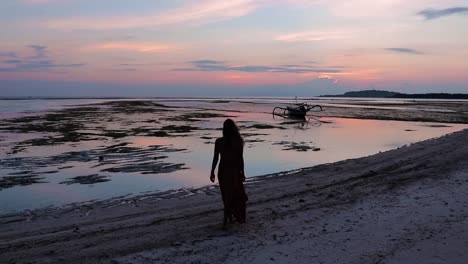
[210,119,248,228]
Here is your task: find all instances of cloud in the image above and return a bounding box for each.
[384,48,422,54]
[83,43,176,53]
[28,45,47,59]
[119,63,146,66]
[2,59,22,64]
[29,0,465,32]
[40,0,257,30]
[0,52,18,58]
[0,45,85,73]
[418,7,468,20]
[114,68,137,72]
[275,29,356,42]
[174,60,341,73]
[281,64,306,67]
[0,60,85,73]
[189,60,224,64]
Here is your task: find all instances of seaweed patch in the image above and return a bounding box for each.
[0,175,46,190]
[0,101,181,152]
[103,162,187,174]
[161,125,198,133]
[163,112,232,122]
[273,141,320,152]
[244,124,286,130]
[60,174,111,185]
[103,101,172,114]
[0,144,189,182]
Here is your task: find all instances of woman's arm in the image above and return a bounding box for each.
[210,139,220,182]
[240,144,245,182]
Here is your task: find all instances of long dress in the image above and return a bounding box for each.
[216,137,248,222]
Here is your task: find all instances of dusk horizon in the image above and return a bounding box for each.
[1,0,468,97]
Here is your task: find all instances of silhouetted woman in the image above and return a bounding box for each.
[210,119,248,228]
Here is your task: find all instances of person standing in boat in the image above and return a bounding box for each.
[210,119,248,229]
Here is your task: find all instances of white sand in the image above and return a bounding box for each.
[1,129,467,264]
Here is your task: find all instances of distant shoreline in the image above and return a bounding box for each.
[320,89,468,99]
[2,95,468,101]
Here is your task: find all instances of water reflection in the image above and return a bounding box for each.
[0,99,467,214]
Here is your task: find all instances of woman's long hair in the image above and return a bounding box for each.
[222,119,244,148]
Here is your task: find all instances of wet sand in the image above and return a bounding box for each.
[1,129,467,263]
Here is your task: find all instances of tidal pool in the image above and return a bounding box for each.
[0,98,466,214]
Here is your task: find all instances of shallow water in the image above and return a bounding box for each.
[0,98,467,214]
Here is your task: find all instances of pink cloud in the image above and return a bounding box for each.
[82,42,177,53]
[39,0,257,30]
[275,30,356,42]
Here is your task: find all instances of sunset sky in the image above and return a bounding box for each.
[1,0,467,97]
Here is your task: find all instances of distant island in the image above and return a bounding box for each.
[321,90,468,99]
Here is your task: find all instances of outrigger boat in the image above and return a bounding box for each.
[273,102,322,119]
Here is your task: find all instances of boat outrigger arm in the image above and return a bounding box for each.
[273,103,322,118]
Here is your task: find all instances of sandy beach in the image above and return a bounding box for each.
[1,128,467,263]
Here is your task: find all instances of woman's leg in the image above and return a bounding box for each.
[223,208,228,228]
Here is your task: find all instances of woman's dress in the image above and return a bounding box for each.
[217,137,248,222]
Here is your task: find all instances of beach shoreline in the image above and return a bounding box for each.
[1,129,467,263]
